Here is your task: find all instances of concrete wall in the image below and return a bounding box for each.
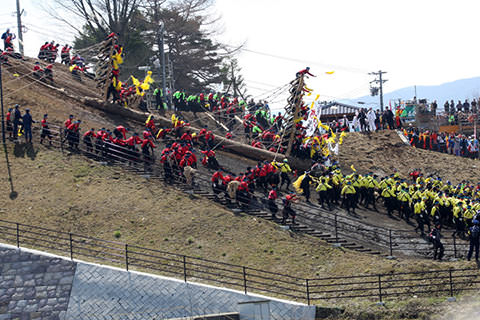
[0,246,76,320]
[0,244,315,320]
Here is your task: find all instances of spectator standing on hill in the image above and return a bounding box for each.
[430,224,444,261]
[472,99,477,114]
[12,104,22,141]
[463,99,470,113]
[467,219,480,261]
[40,114,52,145]
[456,100,463,113]
[1,29,13,50]
[22,109,36,143]
[431,100,437,116]
[444,101,449,115]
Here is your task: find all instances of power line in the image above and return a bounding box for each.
[225,45,370,74]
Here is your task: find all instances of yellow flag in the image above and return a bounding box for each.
[294,117,303,123]
[314,94,320,101]
[13,73,19,77]
[304,86,313,92]
[351,165,356,172]
[325,71,335,75]
[293,174,306,194]
[318,122,330,131]
[131,75,140,87]
[339,131,347,145]
[146,115,152,125]
[310,102,315,109]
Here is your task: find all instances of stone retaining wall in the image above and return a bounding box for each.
[0,246,76,320]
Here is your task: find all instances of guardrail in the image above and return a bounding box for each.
[0,219,479,305]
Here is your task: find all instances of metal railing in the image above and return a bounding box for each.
[0,219,479,305]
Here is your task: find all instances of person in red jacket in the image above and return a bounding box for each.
[6,108,13,139]
[160,149,174,183]
[282,193,298,225]
[83,128,96,152]
[126,132,142,149]
[268,187,279,218]
[33,62,43,79]
[141,137,156,172]
[180,130,193,142]
[296,67,315,78]
[64,115,74,130]
[211,170,225,195]
[39,114,53,145]
[146,116,156,133]
[66,120,81,149]
[61,45,72,65]
[179,150,197,169]
[113,125,129,139]
[205,130,214,148]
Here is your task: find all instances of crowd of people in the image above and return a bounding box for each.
[404,128,479,159]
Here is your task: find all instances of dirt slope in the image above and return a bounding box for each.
[339,130,480,184]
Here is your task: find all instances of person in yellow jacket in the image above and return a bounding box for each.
[365,175,379,211]
[352,174,362,208]
[413,199,427,236]
[341,180,357,214]
[277,159,292,191]
[316,177,332,210]
[463,205,475,227]
[430,201,441,226]
[452,201,465,239]
[397,187,411,221]
[381,187,396,216]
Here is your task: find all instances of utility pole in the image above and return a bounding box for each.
[157,23,167,109]
[167,55,174,107]
[16,0,25,56]
[369,70,388,112]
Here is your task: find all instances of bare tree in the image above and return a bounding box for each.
[50,0,144,43]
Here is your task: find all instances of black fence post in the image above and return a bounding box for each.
[15,223,19,248]
[449,269,454,297]
[243,266,247,294]
[125,244,129,271]
[334,213,338,243]
[378,274,383,302]
[69,233,73,261]
[453,235,457,258]
[60,130,64,154]
[306,279,310,305]
[389,229,393,256]
[183,256,187,282]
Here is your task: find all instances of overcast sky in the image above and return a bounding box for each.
[1,0,480,110]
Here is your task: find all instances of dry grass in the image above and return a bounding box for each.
[340,130,480,184]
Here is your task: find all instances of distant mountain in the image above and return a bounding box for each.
[340,77,480,108]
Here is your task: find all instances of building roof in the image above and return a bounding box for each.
[318,102,362,117]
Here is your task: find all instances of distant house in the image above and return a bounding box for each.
[317,101,362,122]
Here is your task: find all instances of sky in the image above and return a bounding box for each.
[1,0,480,110]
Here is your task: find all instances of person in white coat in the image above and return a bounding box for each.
[367,108,376,132]
[352,111,360,132]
